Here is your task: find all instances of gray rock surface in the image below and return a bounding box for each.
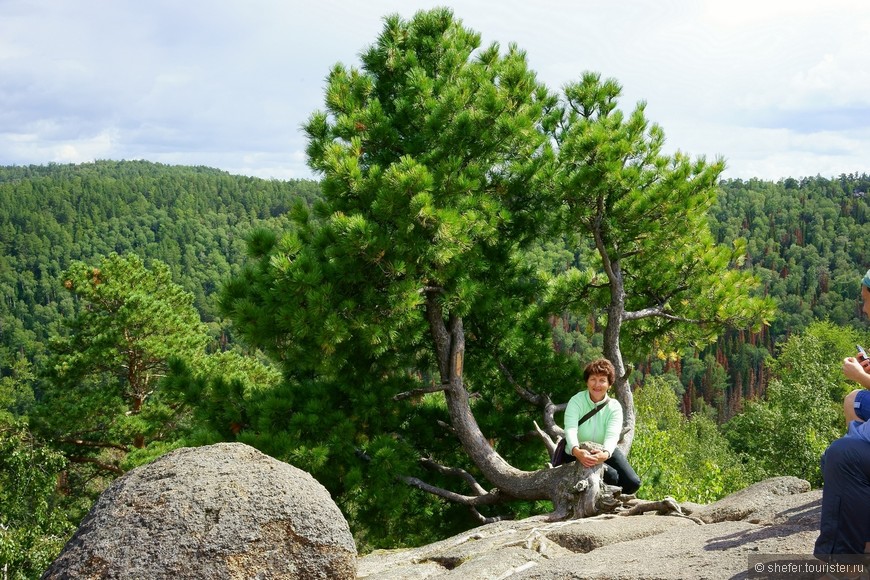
[358,477,823,580]
[513,517,820,580]
[693,476,812,524]
[544,512,695,553]
[42,442,356,580]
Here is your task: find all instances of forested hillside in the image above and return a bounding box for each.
[5,162,868,417]
[0,160,319,370]
[705,175,870,415]
[0,160,319,576]
[715,175,870,332]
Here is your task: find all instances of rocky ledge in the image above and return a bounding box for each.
[358,477,820,580]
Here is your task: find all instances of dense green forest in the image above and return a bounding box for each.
[0,160,319,365]
[1,159,869,577]
[0,161,318,576]
[705,175,870,411]
[532,173,870,421]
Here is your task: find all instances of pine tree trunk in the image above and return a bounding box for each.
[425,296,617,517]
[602,262,635,454]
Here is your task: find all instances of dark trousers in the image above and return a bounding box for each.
[814,436,870,556]
[603,448,642,495]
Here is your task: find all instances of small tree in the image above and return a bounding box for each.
[548,72,775,451]
[36,253,208,486]
[0,419,71,580]
[631,375,749,503]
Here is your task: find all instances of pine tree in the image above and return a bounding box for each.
[35,253,208,487]
[548,72,775,450]
[219,8,593,544]
[219,9,774,545]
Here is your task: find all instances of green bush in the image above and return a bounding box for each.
[631,374,750,503]
[0,419,72,579]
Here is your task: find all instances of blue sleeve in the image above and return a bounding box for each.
[847,419,870,443]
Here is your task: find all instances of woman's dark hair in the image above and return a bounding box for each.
[583,358,616,385]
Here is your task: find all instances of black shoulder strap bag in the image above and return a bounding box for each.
[550,401,608,467]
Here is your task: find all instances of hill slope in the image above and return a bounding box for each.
[0,159,319,369]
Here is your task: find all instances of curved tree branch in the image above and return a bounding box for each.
[420,457,487,496]
[532,421,557,459]
[57,438,129,452]
[495,359,565,438]
[469,507,511,524]
[393,384,449,401]
[623,305,703,323]
[399,476,510,506]
[69,456,125,475]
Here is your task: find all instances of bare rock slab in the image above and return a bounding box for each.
[544,513,694,553]
[358,477,820,580]
[358,513,691,579]
[42,442,356,580]
[513,516,821,580]
[693,475,811,524]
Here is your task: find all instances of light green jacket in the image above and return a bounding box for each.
[564,390,623,454]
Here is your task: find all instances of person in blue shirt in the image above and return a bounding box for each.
[814,270,870,558]
[564,358,641,495]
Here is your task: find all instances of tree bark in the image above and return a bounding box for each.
[423,293,618,518]
[69,456,125,475]
[592,210,636,454]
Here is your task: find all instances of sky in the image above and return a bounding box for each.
[2,0,869,182]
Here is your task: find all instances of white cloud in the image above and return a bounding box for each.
[1,126,117,165]
[1,0,869,181]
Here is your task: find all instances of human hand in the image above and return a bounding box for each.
[573,447,605,467]
[843,357,870,386]
[579,451,599,467]
[572,447,595,467]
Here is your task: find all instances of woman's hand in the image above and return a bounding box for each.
[572,447,609,467]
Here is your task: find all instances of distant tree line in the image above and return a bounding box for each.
[0,159,320,372]
[0,160,317,576]
[1,152,869,578]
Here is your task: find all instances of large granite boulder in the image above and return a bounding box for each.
[42,442,356,580]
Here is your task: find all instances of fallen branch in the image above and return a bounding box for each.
[470,506,511,524]
[618,496,703,523]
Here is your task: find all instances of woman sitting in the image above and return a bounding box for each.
[563,358,641,495]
